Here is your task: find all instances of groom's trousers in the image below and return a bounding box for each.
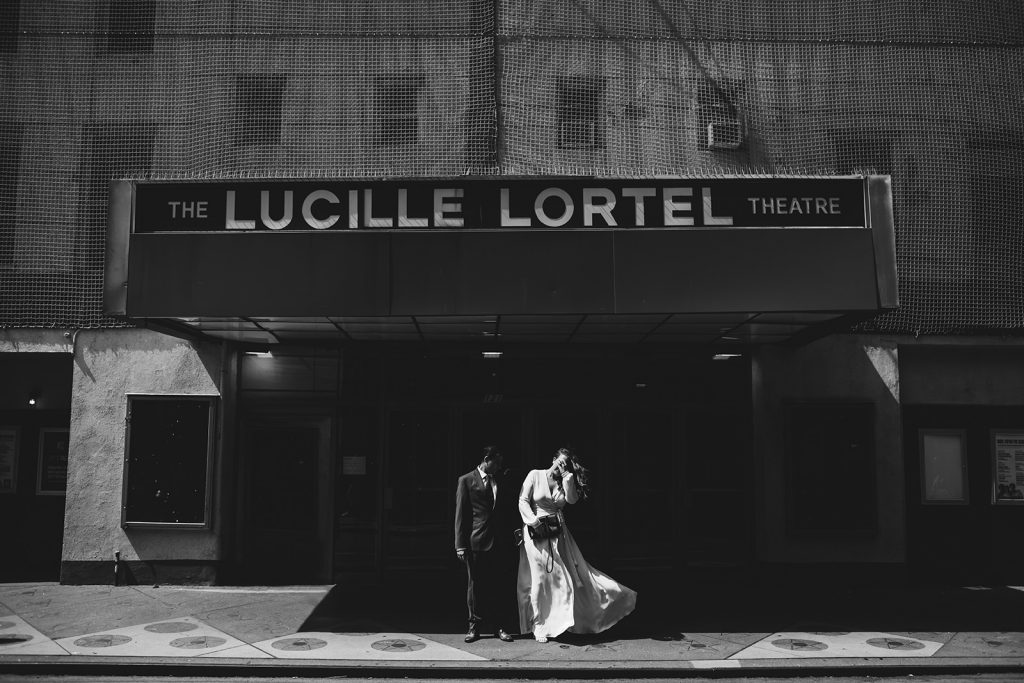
[465,547,509,631]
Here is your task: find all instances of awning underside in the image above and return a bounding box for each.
[154,311,856,346]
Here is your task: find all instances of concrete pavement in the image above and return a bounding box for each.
[1,580,1023,678]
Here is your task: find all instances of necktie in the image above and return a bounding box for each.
[482,473,495,504]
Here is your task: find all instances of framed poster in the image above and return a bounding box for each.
[992,430,1024,505]
[920,429,968,505]
[37,428,69,495]
[0,428,17,494]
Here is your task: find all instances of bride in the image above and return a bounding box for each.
[517,447,637,642]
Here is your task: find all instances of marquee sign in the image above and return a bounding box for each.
[132,177,868,233]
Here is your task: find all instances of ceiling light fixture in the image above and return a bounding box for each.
[482,351,503,359]
[713,353,742,361]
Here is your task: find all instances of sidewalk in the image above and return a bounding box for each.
[1,579,1023,678]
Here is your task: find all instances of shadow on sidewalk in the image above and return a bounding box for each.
[297,569,1024,640]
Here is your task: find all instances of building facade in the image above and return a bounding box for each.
[1,1,1022,588]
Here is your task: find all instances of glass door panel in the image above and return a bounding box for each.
[384,409,450,570]
[241,415,331,584]
[609,410,676,568]
[335,405,380,574]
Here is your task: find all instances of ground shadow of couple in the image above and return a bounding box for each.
[297,572,1024,640]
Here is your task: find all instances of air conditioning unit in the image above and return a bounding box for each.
[559,120,597,150]
[707,120,744,150]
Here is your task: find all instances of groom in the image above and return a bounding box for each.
[454,445,516,643]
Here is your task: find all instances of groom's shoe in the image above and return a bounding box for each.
[496,629,514,642]
[464,627,480,643]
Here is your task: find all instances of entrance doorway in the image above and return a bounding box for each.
[235,347,755,583]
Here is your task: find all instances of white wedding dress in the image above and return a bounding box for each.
[517,468,637,639]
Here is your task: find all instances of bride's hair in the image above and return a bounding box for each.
[554,447,590,501]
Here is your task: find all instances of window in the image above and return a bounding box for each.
[785,402,877,535]
[235,75,286,146]
[78,124,152,261]
[698,78,743,150]
[375,74,424,146]
[967,135,1024,316]
[106,0,155,53]
[0,1,19,54]
[557,76,605,150]
[831,129,893,176]
[0,123,20,268]
[121,395,217,529]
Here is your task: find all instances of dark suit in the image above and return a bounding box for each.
[455,467,515,632]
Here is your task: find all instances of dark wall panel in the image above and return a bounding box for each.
[389,230,614,315]
[125,229,881,317]
[127,233,391,317]
[613,229,882,313]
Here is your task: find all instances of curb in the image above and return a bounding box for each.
[2,655,1024,679]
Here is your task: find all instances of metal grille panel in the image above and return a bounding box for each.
[1,0,1022,333]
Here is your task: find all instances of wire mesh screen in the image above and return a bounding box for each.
[1,0,1022,334]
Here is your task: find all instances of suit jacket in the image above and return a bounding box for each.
[454,467,513,553]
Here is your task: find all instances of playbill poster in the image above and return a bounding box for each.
[0,428,16,493]
[994,432,1024,502]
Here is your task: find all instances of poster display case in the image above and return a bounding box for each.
[36,428,69,496]
[992,430,1024,505]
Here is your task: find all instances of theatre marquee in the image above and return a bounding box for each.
[105,176,896,326]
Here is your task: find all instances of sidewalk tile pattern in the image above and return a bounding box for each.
[55,617,250,657]
[0,616,67,656]
[251,632,488,660]
[731,631,943,659]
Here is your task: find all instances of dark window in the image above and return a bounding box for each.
[966,135,1024,319]
[122,395,216,528]
[785,402,877,536]
[0,1,19,53]
[78,124,153,261]
[235,74,286,146]
[107,0,155,53]
[832,129,893,176]
[557,76,605,150]
[697,77,743,149]
[375,74,424,145]
[0,123,21,267]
